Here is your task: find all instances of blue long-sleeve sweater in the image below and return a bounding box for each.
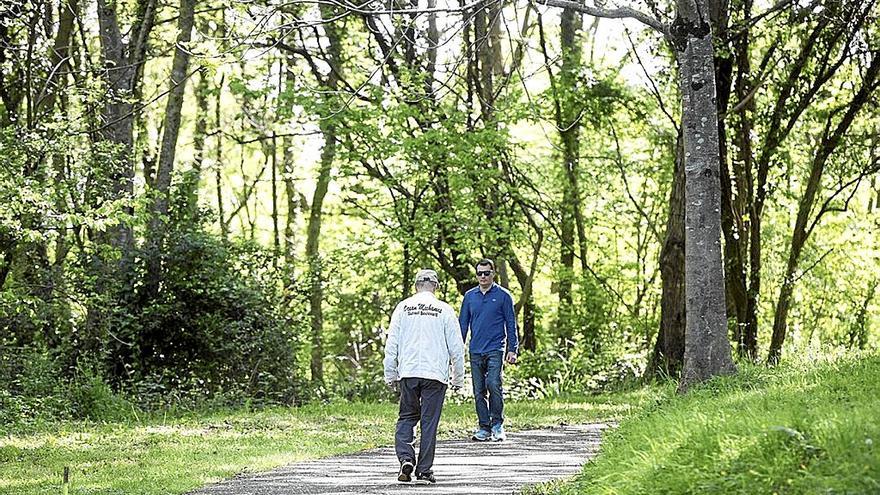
[459,283,519,354]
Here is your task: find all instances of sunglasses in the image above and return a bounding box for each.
[476,270,493,277]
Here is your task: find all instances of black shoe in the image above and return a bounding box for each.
[415,472,436,484]
[398,460,414,482]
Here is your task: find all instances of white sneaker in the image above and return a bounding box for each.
[490,424,506,441]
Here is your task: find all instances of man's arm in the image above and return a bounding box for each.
[458,294,471,344]
[383,305,402,384]
[503,292,519,363]
[446,310,466,389]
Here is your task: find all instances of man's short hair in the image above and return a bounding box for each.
[475,258,495,270]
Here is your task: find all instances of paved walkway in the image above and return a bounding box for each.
[191,423,609,495]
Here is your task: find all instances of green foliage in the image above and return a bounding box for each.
[135,225,306,406]
[2,0,879,435]
[509,340,645,400]
[0,350,131,427]
[539,356,880,495]
[67,365,133,421]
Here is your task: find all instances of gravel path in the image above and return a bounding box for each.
[191,423,609,495]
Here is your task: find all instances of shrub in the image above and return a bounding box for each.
[134,228,308,407]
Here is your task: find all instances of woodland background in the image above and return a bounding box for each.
[1,0,879,421]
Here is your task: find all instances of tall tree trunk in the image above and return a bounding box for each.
[271,131,280,268]
[306,135,334,385]
[473,3,493,121]
[708,0,753,360]
[768,51,880,364]
[554,9,583,340]
[673,0,736,392]
[184,65,210,218]
[95,0,156,261]
[43,0,78,347]
[509,253,541,352]
[283,152,298,268]
[143,0,195,300]
[560,7,585,335]
[306,7,344,385]
[36,0,77,117]
[537,7,582,344]
[0,10,18,287]
[88,0,156,373]
[713,36,743,340]
[731,0,758,359]
[648,133,686,379]
[215,74,227,240]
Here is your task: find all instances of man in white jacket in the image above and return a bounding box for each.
[383,268,465,484]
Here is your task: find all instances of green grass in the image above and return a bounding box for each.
[0,390,653,495]
[535,356,880,495]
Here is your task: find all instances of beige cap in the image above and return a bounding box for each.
[414,269,439,285]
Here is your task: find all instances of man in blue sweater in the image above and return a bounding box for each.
[459,259,519,442]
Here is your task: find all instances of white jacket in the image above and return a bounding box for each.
[383,291,465,388]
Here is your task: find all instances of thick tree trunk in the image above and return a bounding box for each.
[673,2,736,392]
[474,5,493,120]
[648,133,686,379]
[35,0,77,117]
[89,0,156,372]
[144,0,195,300]
[715,50,749,344]
[709,0,756,360]
[95,0,156,261]
[563,9,591,334]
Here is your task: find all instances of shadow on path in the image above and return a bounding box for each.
[191,424,609,495]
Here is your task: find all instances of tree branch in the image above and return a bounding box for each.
[533,0,666,34]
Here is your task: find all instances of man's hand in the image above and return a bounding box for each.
[505,352,517,364]
[386,380,399,392]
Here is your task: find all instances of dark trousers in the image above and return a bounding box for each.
[395,377,447,475]
[471,350,504,430]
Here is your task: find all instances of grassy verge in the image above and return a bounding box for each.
[0,389,655,495]
[532,355,880,495]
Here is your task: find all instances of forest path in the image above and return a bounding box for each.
[190,423,609,495]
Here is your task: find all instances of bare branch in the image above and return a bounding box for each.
[624,27,677,132]
[281,0,492,16]
[532,0,666,34]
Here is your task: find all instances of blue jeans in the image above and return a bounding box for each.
[471,350,504,430]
